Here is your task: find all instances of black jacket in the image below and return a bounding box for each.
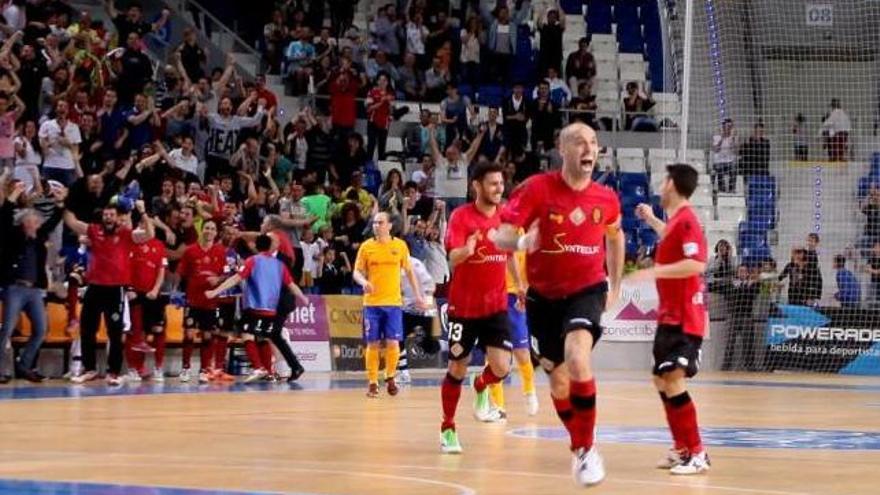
[0,202,63,289]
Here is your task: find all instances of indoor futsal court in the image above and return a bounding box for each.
[0,370,876,495]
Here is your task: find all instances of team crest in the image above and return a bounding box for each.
[548,211,564,224]
[591,207,603,224]
[390,250,399,256]
[570,207,586,226]
[450,343,464,357]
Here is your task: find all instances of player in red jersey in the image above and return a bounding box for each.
[628,164,710,475]
[125,232,166,381]
[438,161,522,454]
[177,220,227,383]
[491,123,625,486]
[63,200,155,385]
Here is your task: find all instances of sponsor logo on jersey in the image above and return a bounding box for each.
[470,246,507,264]
[540,233,600,256]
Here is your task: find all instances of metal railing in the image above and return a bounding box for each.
[163,0,262,72]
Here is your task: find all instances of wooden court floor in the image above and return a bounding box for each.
[0,371,877,495]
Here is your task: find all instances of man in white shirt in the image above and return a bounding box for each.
[428,123,484,212]
[398,255,437,382]
[711,118,736,193]
[161,135,199,178]
[38,100,81,186]
[823,98,851,162]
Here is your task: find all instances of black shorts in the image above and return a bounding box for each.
[132,294,168,331]
[240,311,277,337]
[217,301,238,333]
[446,311,511,361]
[526,283,607,369]
[184,307,220,332]
[652,324,703,378]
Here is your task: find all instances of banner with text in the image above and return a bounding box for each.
[765,305,880,375]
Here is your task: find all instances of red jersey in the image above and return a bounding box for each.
[86,224,135,286]
[654,205,708,337]
[329,76,360,128]
[177,242,227,309]
[367,87,393,129]
[500,172,621,299]
[445,203,509,318]
[130,238,167,293]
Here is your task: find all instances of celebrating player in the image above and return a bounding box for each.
[491,123,625,486]
[353,211,427,398]
[63,199,155,385]
[206,234,309,381]
[125,229,166,381]
[177,220,227,382]
[439,161,516,453]
[628,164,710,475]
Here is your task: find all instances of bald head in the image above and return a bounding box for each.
[559,123,599,182]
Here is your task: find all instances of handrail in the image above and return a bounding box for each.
[165,0,261,60]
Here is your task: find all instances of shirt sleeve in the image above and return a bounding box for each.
[444,209,466,251]
[500,177,541,228]
[679,216,708,262]
[281,264,294,286]
[354,243,367,274]
[238,256,256,280]
[605,192,622,226]
[399,241,412,270]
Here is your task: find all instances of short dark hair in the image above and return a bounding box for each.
[665,163,699,199]
[255,234,272,252]
[808,233,820,243]
[471,160,504,183]
[404,180,419,191]
[834,254,846,266]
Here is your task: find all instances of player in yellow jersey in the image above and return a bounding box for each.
[354,212,427,398]
[488,242,540,417]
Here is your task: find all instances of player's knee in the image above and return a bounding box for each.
[447,360,468,379]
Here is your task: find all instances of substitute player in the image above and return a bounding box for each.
[353,211,427,398]
[488,245,539,418]
[206,234,309,381]
[177,220,227,383]
[628,163,710,475]
[125,230,166,381]
[439,161,514,454]
[490,123,625,486]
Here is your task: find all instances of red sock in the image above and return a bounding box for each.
[199,335,214,371]
[660,392,686,450]
[213,336,229,371]
[441,373,463,431]
[473,366,503,393]
[569,379,597,450]
[66,278,79,321]
[244,340,263,369]
[552,395,575,446]
[667,392,703,454]
[127,304,145,372]
[258,341,274,373]
[182,337,193,369]
[153,332,166,368]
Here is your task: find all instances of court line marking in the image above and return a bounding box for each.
[0,455,476,495]
[0,449,819,495]
[0,477,293,495]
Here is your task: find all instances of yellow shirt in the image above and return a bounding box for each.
[506,249,527,294]
[355,237,412,306]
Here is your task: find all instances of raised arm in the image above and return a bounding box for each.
[63,209,89,236]
[635,203,666,236]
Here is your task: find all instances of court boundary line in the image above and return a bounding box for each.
[0,448,821,495]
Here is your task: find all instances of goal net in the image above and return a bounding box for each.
[676,0,880,374]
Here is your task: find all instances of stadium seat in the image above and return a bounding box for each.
[585,0,613,33]
[560,0,584,15]
[617,148,647,173]
[476,85,504,107]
